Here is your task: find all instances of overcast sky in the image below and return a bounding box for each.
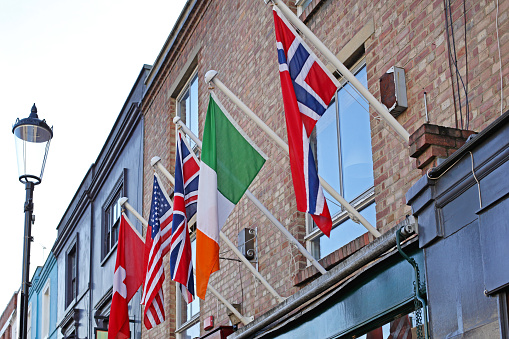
[0,0,187,311]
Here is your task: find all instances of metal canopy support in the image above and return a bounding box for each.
[174,117,327,275]
[149,156,285,303]
[204,71,381,238]
[268,0,410,142]
[119,198,253,325]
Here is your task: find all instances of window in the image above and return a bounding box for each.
[353,311,420,339]
[176,225,200,339]
[66,244,77,307]
[308,60,376,259]
[41,280,51,338]
[102,172,125,259]
[177,72,199,147]
[296,0,312,15]
[27,304,32,339]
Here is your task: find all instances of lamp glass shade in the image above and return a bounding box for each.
[13,123,52,184]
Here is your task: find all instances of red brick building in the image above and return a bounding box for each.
[0,293,18,339]
[140,0,508,338]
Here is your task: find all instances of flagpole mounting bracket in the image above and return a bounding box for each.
[173,116,182,126]
[205,70,218,84]
[151,156,162,167]
[118,197,128,207]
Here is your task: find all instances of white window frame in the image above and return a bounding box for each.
[41,279,51,339]
[177,69,199,148]
[175,228,200,339]
[296,0,313,16]
[305,58,375,259]
[27,303,32,339]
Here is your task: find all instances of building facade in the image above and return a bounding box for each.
[0,293,18,339]
[407,110,509,338]
[51,65,149,339]
[140,0,508,338]
[25,253,58,339]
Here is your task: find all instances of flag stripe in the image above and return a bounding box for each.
[196,228,220,299]
[196,94,266,300]
[202,93,266,205]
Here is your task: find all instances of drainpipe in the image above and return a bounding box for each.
[88,189,94,339]
[396,224,429,339]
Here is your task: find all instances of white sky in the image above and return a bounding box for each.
[0,0,187,311]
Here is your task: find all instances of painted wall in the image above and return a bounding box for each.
[407,113,509,337]
[52,66,148,339]
[27,252,58,339]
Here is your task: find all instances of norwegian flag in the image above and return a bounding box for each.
[272,6,338,236]
[141,174,173,330]
[170,133,199,303]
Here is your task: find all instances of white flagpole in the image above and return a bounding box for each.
[268,0,410,142]
[204,71,381,238]
[206,283,253,325]
[150,157,286,302]
[119,197,254,325]
[119,197,148,228]
[174,116,328,275]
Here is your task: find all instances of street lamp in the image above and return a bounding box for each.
[13,104,53,339]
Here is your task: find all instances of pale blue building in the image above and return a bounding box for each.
[27,253,58,339]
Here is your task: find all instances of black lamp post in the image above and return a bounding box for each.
[12,104,53,339]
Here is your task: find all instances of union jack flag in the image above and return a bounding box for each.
[272,6,338,236]
[170,133,199,303]
[141,174,172,329]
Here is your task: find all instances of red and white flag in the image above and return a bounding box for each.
[108,214,145,339]
[272,6,337,236]
[141,174,173,329]
[388,315,413,339]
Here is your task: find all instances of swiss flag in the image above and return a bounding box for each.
[108,214,145,339]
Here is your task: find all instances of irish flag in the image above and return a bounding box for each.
[196,93,266,300]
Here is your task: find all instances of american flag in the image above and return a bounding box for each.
[170,133,199,303]
[141,174,173,329]
[272,6,337,236]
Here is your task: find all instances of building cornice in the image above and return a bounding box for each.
[143,0,211,109]
[52,66,150,256]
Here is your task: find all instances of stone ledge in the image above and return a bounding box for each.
[409,124,475,171]
[293,232,376,286]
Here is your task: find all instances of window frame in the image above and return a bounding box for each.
[66,236,78,308]
[175,224,200,339]
[27,303,32,339]
[174,81,200,337]
[41,279,51,339]
[296,0,313,15]
[177,70,199,149]
[306,57,375,259]
[101,170,126,262]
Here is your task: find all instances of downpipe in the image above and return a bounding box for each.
[396,224,429,339]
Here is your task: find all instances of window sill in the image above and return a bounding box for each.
[100,243,118,267]
[294,232,375,286]
[299,0,325,23]
[176,313,200,334]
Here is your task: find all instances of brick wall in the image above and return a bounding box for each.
[0,293,17,339]
[141,0,508,336]
[303,0,508,233]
